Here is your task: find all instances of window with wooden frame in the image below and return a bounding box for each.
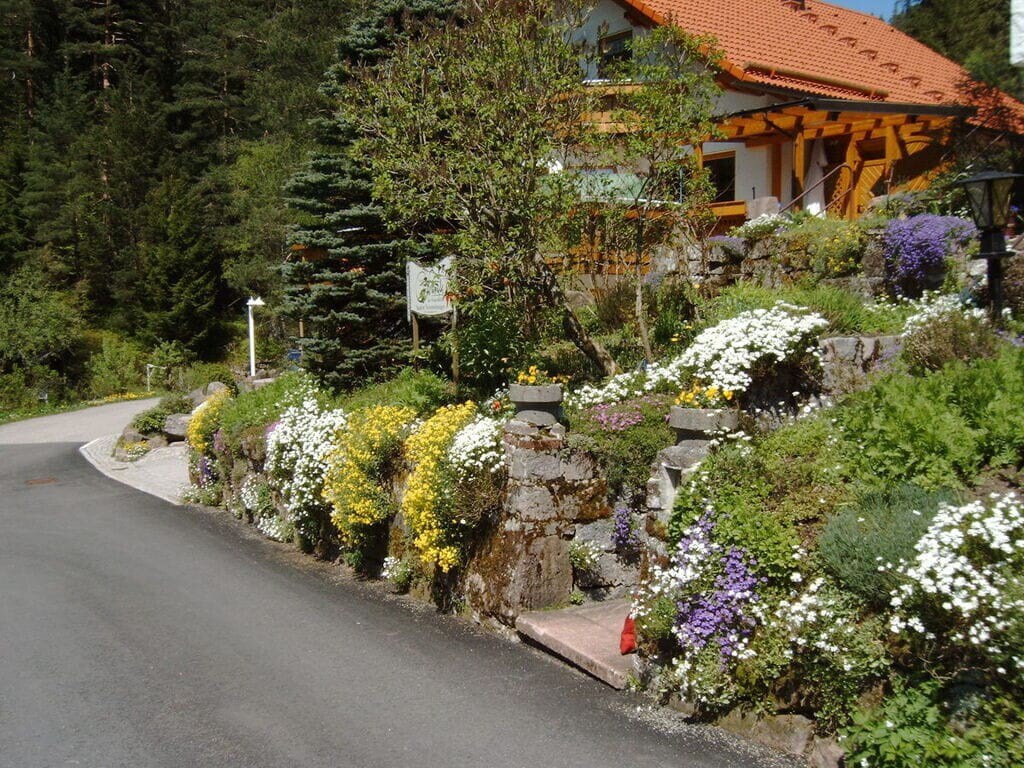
[598,30,633,77]
[703,151,737,203]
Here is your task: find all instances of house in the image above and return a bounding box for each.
[577,0,1024,229]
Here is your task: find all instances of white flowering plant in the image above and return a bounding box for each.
[888,492,1024,681]
[569,304,827,408]
[447,413,505,482]
[729,213,790,241]
[265,394,347,543]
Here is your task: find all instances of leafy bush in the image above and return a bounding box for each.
[901,295,997,374]
[838,347,1024,487]
[179,362,237,394]
[819,484,954,609]
[671,414,847,577]
[87,335,146,397]
[566,393,674,500]
[843,681,1024,768]
[779,215,867,278]
[700,282,908,335]
[340,367,452,415]
[216,372,313,451]
[131,394,194,435]
[451,299,531,393]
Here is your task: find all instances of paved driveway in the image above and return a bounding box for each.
[0,404,795,768]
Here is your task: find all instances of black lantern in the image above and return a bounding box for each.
[956,170,1023,319]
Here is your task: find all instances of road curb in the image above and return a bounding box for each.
[80,434,188,506]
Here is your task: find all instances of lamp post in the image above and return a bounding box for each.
[246,297,265,378]
[956,170,1022,320]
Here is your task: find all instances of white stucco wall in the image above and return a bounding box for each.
[577,0,795,209]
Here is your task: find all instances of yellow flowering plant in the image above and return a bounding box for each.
[401,401,478,572]
[674,381,734,408]
[186,388,232,457]
[322,405,416,546]
[515,365,569,386]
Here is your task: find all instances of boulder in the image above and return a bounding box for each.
[187,387,206,408]
[163,413,191,442]
[121,425,147,444]
[205,381,229,396]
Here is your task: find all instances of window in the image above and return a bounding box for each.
[703,152,737,203]
[598,30,632,77]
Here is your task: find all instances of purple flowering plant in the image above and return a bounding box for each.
[611,506,640,551]
[882,214,976,297]
[670,512,764,664]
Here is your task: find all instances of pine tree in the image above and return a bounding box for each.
[282,0,457,390]
[895,0,1024,99]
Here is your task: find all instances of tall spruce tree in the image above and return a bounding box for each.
[282,0,457,390]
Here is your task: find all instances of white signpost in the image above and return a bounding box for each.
[1013,0,1024,67]
[406,257,453,351]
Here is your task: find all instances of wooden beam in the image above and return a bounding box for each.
[845,132,864,219]
[794,133,806,193]
[771,142,782,199]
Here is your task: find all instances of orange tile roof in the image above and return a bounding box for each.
[617,0,1024,129]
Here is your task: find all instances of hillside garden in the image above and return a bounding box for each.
[163,189,1024,764]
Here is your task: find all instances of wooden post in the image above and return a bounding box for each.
[794,134,806,196]
[412,313,420,353]
[451,306,459,391]
[771,143,782,200]
[845,133,864,218]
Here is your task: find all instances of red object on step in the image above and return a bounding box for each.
[620,615,637,655]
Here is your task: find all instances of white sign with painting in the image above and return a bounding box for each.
[406,257,453,320]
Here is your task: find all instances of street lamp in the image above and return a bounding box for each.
[956,170,1023,319]
[246,297,265,378]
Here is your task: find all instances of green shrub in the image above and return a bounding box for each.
[565,393,674,500]
[819,484,955,609]
[842,681,1024,768]
[902,311,998,375]
[131,394,197,435]
[669,443,799,580]
[217,372,313,451]
[451,299,532,393]
[839,347,1024,487]
[779,216,867,278]
[179,362,237,394]
[698,281,908,335]
[670,415,847,580]
[87,335,146,397]
[340,367,452,414]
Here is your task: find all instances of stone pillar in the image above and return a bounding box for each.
[463,419,609,628]
[645,407,739,535]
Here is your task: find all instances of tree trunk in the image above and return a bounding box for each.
[531,252,617,377]
[634,220,654,361]
[635,278,653,361]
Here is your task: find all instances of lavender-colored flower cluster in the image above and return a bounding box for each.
[673,516,762,662]
[588,402,644,431]
[882,214,976,295]
[611,506,640,551]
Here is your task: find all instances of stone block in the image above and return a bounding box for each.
[716,709,815,758]
[808,737,844,768]
[163,413,191,441]
[508,451,564,482]
[121,425,147,444]
[668,406,739,437]
[506,485,556,522]
[205,381,229,396]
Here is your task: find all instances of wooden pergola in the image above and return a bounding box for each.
[710,97,969,220]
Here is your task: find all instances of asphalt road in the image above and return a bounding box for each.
[0,404,796,768]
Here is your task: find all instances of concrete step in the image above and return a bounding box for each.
[515,599,635,689]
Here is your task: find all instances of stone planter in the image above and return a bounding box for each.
[668,405,739,443]
[508,383,563,427]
